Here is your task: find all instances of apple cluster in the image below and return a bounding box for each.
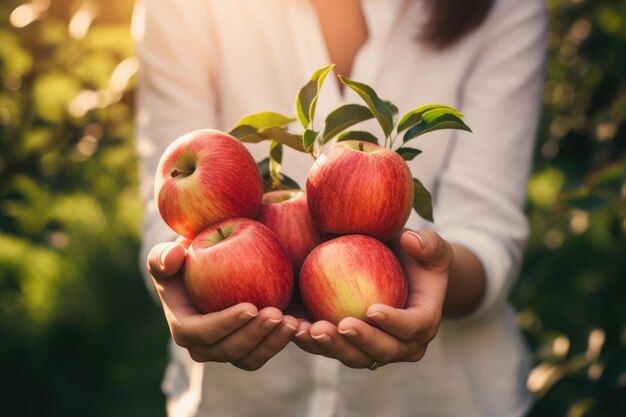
[154,129,410,325]
[154,65,472,325]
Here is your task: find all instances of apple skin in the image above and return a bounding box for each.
[299,234,408,325]
[306,140,414,242]
[257,189,328,316]
[183,218,294,313]
[155,129,263,239]
[257,190,327,273]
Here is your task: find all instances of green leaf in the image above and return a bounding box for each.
[229,125,266,143]
[396,147,422,161]
[385,101,400,117]
[336,131,380,145]
[338,75,397,137]
[303,129,319,153]
[275,173,301,190]
[257,158,274,193]
[257,157,270,177]
[230,111,295,130]
[559,188,609,211]
[321,104,374,144]
[413,178,434,222]
[403,109,471,143]
[258,127,305,152]
[397,104,464,133]
[296,64,335,128]
[230,125,306,152]
[267,141,301,190]
[268,141,283,186]
[269,140,283,164]
[230,111,302,157]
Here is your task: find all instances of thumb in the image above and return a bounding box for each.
[399,230,454,271]
[147,242,187,280]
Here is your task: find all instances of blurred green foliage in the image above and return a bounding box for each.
[1,1,168,416]
[517,1,626,416]
[0,0,625,416]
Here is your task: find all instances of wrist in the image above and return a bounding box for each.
[442,243,486,318]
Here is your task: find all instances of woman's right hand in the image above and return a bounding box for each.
[147,239,299,371]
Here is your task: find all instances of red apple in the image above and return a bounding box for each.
[155,129,263,239]
[257,189,327,317]
[306,140,414,242]
[299,234,408,325]
[257,190,327,273]
[183,218,294,313]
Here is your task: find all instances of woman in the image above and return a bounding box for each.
[133,0,546,415]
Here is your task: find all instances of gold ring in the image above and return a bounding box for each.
[368,360,381,371]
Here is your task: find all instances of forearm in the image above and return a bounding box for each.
[442,243,486,318]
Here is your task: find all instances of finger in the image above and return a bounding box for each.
[147,242,187,280]
[399,230,454,272]
[231,316,299,371]
[149,264,198,322]
[172,303,259,347]
[199,307,283,362]
[337,317,425,364]
[293,321,329,356]
[366,304,439,343]
[163,297,258,348]
[146,241,202,324]
[308,321,371,368]
[398,231,450,324]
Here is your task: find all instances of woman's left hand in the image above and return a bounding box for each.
[293,230,453,369]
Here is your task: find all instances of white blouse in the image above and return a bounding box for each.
[133,0,546,416]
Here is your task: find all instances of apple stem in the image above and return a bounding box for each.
[217,227,226,240]
[358,142,364,152]
[171,169,194,178]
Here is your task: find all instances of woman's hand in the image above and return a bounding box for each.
[147,239,299,371]
[293,230,453,369]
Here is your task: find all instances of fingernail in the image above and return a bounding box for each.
[278,323,297,338]
[367,311,387,322]
[409,231,426,249]
[295,330,308,338]
[159,244,175,267]
[338,328,358,337]
[310,333,331,343]
[262,318,282,330]
[238,311,257,322]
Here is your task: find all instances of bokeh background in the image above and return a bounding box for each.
[1,0,625,416]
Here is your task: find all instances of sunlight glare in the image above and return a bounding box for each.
[569,210,589,234]
[10,4,37,28]
[68,90,99,118]
[552,336,570,358]
[585,328,605,361]
[69,4,98,41]
[10,0,50,28]
[527,363,563,395]
[109,57,140,93]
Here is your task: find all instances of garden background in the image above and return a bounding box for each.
[1,0,625,416]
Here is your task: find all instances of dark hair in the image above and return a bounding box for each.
[421,0,495,49]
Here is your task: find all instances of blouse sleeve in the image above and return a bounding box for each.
[132,0,220,290]
[434,0,546,321]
